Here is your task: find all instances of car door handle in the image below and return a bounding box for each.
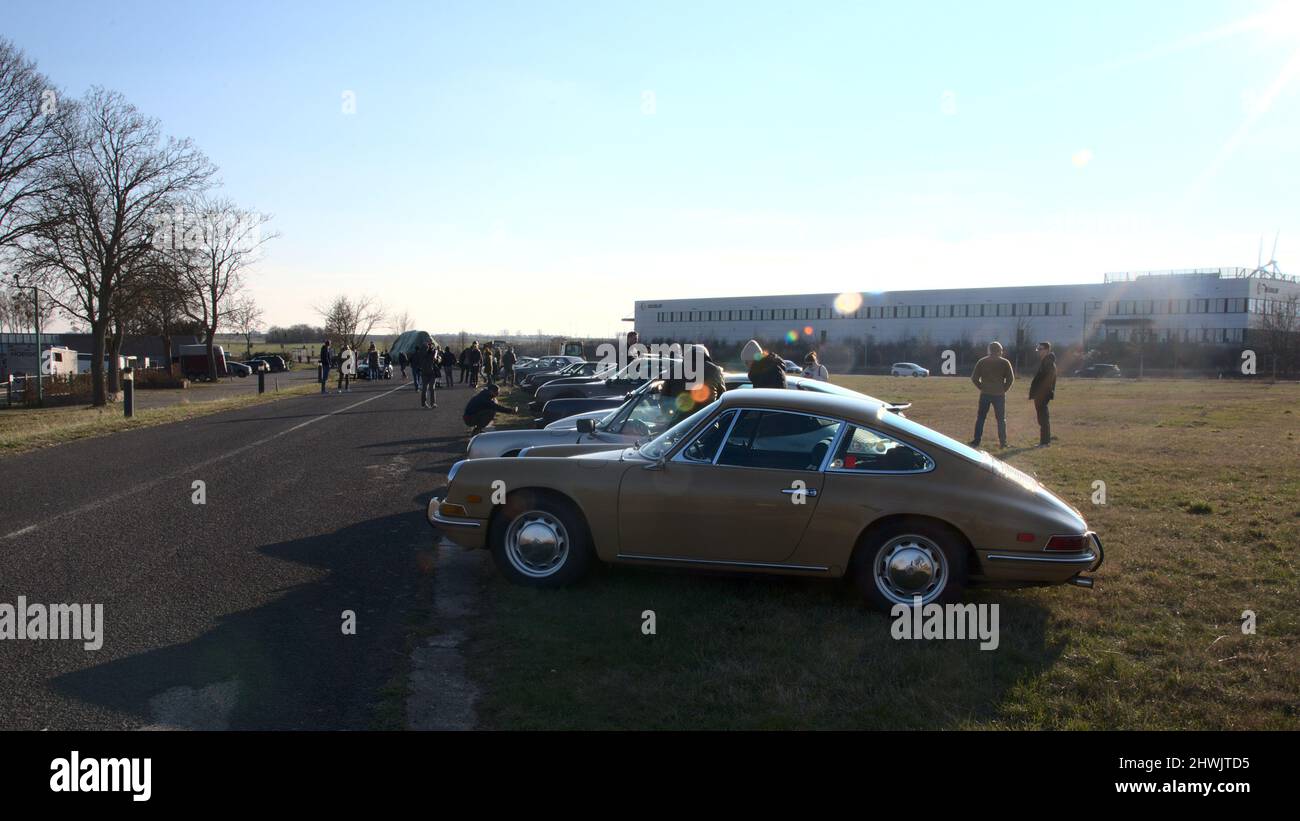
[781,488,818,497]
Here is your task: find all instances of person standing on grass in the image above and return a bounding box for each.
[442,346,456,389]
[802,351,829,381]
[1028,341,1057,448]
[419,340,440,408]
[463,383,519,434]
[319,339,333,394]
[502,346,518,385]
[969,340,1014,449]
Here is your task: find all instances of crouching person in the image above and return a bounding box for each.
[463,383,519,434]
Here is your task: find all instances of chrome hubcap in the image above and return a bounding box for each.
[874,534,948,606]
[505,511,569,578]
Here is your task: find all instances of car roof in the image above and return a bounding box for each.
[715,386,885,422]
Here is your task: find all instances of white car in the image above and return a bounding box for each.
[891,362,929,377]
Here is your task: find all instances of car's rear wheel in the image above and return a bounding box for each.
[490,492,593,587]
[854,520,966,611]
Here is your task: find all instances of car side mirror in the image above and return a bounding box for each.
[576,418,596,434]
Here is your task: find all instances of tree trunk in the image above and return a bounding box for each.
[206,327,218,381]
[90,320,107,406]
[161,327,174,376]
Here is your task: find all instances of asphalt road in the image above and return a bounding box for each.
[0,375,472,729]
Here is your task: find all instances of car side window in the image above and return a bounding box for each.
[829,425,932,473]
[680,410,735,462]
[716,410,841,471]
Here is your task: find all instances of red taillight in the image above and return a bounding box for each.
[1045,534,1089,552]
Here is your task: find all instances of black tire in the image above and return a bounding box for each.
[853,519,967,612]
[489,491,594,588]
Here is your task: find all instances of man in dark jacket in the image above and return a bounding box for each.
[465,342,483,387]
[416,340,439,407]
[442,346,456,389]
[1028,341,1057,447]
[463,384,518,434]
[367,343,380,379]
[458,347,471,384]
[319,339,333,394]
[685,344,726,402]
[502,347,518,385]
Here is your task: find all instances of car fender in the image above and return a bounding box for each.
[443,456,631,559]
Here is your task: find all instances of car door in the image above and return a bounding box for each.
[617,409,841,564]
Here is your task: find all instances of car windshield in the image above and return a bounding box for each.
[606,380,687,437]
[637,402,717,460]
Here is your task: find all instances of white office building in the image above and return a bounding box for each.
[633,268,1300,350]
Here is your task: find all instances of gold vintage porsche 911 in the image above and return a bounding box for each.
[426,388,1103,610]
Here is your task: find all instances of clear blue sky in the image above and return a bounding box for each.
[6,0,1299,336]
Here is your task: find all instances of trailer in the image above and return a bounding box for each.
[177,344,228,380]
[0,343,78,379]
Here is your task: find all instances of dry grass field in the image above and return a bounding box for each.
[468,376,1300,729]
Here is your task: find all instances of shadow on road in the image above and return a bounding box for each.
[50,511,437,730]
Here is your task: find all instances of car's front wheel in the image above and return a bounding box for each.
[490,492,593,587]
[854,520,967,611]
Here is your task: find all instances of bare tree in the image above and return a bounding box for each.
[126,251,196,375]
[165,195,275,380]
[226,293,264,358]
[391,309,413,335]
[0,286,58,332]
[1257,294,1298,379]
[318,294,384,351]
[16,87,214,404]
[0,38,65,250]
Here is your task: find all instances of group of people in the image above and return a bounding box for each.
[968,340,1057,449]
[395,341,520,390]
[404,339,523,433]
[316,336,522,434]
[317,340,389,394]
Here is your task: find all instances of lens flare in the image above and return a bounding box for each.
[689,383,712,403]
[785,330,798,343]
[834,292,863,314]
[803,325,813,336]
[674,392,695,412]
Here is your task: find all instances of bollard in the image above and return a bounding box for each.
[258,369,265,394]
[123,367,135,418]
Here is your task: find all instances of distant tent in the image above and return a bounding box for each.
[389,330,437,364]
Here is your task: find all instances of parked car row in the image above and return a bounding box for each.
[425,364,1102,612]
